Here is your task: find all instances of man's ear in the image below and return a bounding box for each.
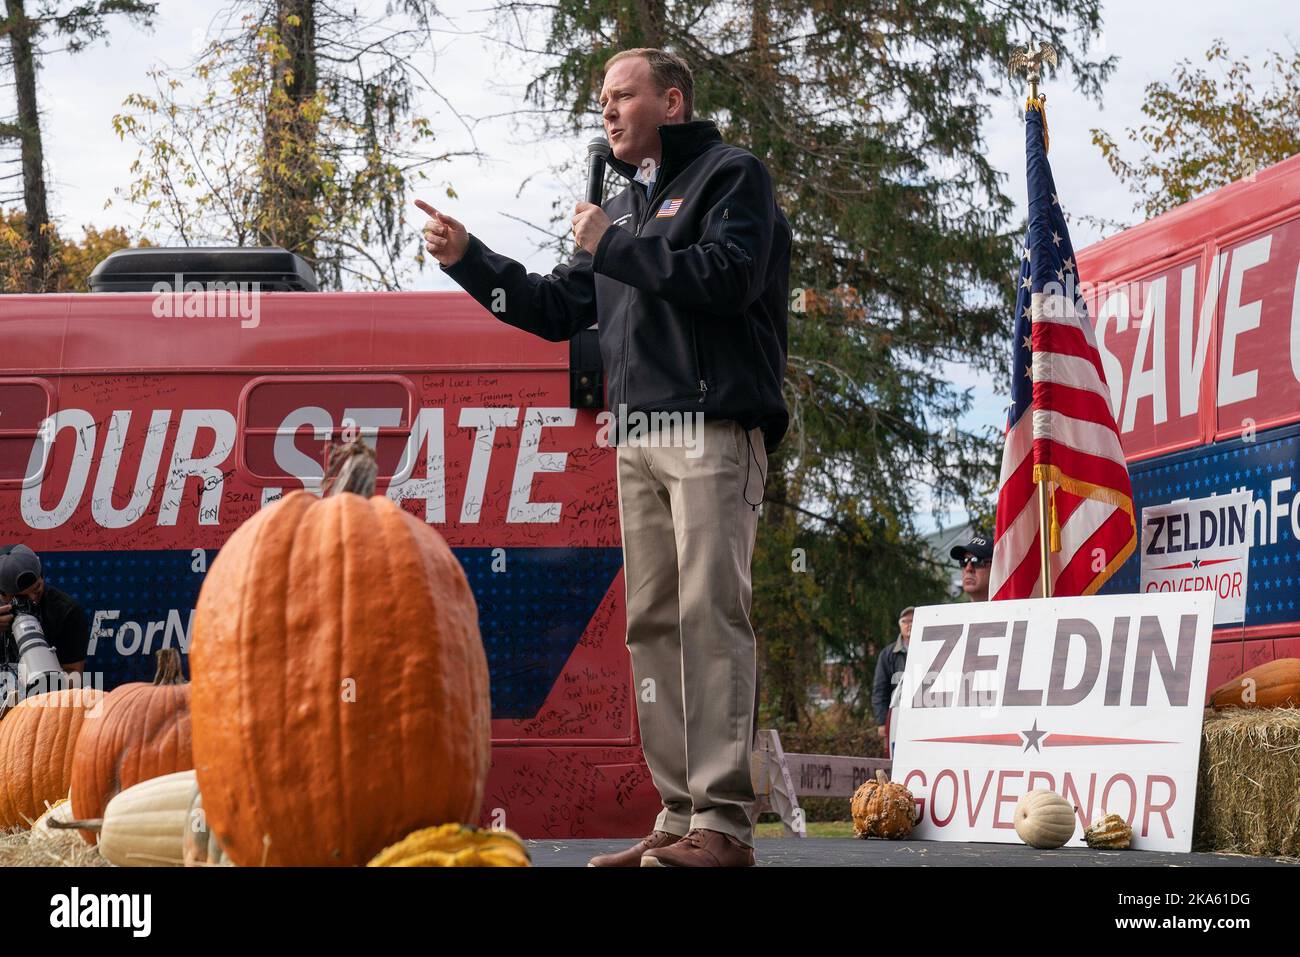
[667,87,684,121]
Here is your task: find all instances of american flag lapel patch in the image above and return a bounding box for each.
[656,197,685,218]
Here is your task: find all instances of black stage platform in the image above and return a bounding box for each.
[526,838,1296,867]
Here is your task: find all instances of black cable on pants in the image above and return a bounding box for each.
[743,427,766,510]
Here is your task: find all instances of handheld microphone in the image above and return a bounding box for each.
[586,136,611,206]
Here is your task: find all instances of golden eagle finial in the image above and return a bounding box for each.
[1009,40,1058,101]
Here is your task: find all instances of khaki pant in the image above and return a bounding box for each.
[616,418,767,847]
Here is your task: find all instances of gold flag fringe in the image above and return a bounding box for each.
[1032,463,1139,594]
[1026,94,1049,153]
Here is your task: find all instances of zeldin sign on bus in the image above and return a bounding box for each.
[1141,490,1252,626]
[1100,422,1300,630]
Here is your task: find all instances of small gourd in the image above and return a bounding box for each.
[368,823,531,866]
[1084,812,1133,849]
[850,769,919,840]
[1013,789,1077,848]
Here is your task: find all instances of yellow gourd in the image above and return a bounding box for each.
[368,823,531,867]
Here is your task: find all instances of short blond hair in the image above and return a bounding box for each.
[604,48,694,122]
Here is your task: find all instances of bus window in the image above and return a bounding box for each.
[0,378,56,487]
[237,375,416,487]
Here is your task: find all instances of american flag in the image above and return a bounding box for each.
[656,197,684,218]
[988,102,1137,600]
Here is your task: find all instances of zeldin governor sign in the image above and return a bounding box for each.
[890,593,1214,852]
[1140,490,1252,626]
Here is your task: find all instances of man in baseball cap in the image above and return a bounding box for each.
[0,544,42,595]
[950,534,992,602]
[0,545,89,676]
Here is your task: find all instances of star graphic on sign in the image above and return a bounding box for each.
[1021,720,1047,753]
[1051,230,1062,246]
[1192,556,1201,569]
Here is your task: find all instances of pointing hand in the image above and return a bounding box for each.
[416,199,469,267]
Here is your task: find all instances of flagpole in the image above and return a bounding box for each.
[1038,481,1052,598]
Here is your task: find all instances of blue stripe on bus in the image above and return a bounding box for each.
[1098,420,1300,627]
[38,546,624,719]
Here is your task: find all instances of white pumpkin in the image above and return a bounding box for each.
[1013,789,1077,849]
[99,770,197,867]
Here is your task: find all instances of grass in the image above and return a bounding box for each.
[756,820,856,839]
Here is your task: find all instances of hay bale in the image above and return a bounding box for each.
[0,826,108,867]
[0,796,107,867]
[1194,706,1300,856]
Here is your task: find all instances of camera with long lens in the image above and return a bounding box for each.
[2,594,68,701]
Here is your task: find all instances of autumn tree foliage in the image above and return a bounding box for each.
[113,1,469,289]
[0,208,144,291]
[1092,39,1300,220]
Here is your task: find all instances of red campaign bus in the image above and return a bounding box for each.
[0,249,658,838]
[1077,153,1300,688]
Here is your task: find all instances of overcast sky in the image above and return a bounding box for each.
[21,0,1299,530]
[33,1,1296,271]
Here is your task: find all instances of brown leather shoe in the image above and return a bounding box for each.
[586,829,684,867]
[640,828,755,867]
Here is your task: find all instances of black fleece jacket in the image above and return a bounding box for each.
[440,119,791,453]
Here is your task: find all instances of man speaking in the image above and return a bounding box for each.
[418,47,790,868]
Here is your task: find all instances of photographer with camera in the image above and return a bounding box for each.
[0,545,89,702]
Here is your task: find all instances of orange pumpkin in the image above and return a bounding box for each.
[1209,658,1300,710]
[189,440,491,866]
[69,648,193,843]
[0,687,104,829]
[851,769,919,839]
